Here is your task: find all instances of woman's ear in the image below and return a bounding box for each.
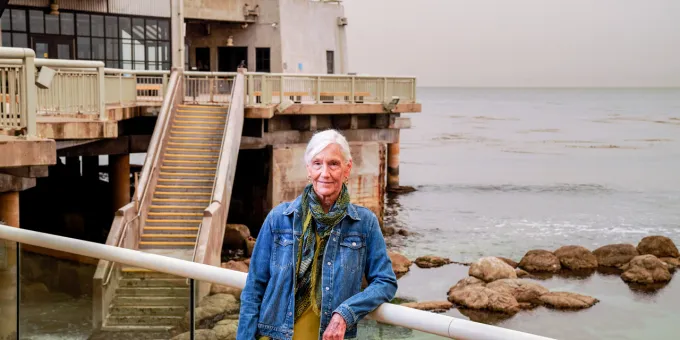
[344,159,353,179]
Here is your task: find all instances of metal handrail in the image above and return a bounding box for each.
[102,214,139,286]
[0,225,556,340]
[189,72,239,266]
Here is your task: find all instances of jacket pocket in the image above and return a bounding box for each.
[339,234,366,272]
[272,231,295,270]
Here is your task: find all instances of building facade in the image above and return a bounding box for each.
[1,0,349,74]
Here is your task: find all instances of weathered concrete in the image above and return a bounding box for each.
[0,191,19,339]
[0,173,37,192]
[37,117,119,139]
[184,0,265,23]
[0,135,56,168]
[109,154,130,213]
[57,135,151,157]
[271,142,384,219]
[387,137,400,190]
[243,103,422,118]
[0,166,49,178]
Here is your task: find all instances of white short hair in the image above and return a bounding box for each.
[304,129,352,165]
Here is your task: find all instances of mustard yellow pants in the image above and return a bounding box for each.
[258,307,320,340]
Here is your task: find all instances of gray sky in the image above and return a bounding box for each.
[343,0,680,87]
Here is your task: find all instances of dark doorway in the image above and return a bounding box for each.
[326,50,335,74]
[195,47,210,71]
[33,35,74,59]
[256,48,271,73]
[218,46,248,72]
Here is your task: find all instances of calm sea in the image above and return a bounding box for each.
[363,87,680,340]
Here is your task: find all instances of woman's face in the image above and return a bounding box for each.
[306,143,352,199]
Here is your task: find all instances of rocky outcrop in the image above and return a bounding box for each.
[382,226,396,236]
[401,301,453,313]
[181,294,240,331]
[539,292,599,310]
[447,276,486,296]
[554,245,598,270]
[389,252,412,278]
[637,236,680,259]
[213,319,238,340]
[519,250,561,273]
[660,257,680,269]
[223,224,251,252]
[415,255,452,268]
[468,257,517,282]
[515,268,531,278]
[496,257,518,268]
[592,244,639,267]
[210,284,242,300]
[447,286,520,314]
[172,329,217,340]
[620,255,672,284]
[486,279,549,305]
[245,237,256,257]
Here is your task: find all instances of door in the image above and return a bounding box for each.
[218,47,248,72]
[195,47,211,71]
[33,36,74,59]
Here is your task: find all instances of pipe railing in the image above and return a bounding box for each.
[0,225,555,340]
[183,71,237,105]
[0,47,36,135]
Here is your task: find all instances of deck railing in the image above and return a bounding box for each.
[0,47,36,135]
[1,225,555,340]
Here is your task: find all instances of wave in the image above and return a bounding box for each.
[415,183,613,194]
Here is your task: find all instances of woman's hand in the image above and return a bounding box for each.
[322,313,347,340]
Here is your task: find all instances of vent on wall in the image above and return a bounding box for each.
[337,16,348,26]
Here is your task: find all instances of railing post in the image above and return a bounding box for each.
[350,76,355,104]
[24,54,36,136]
[162,73,168,100]
[279,75,284,104]
[98,65,106,120]
[247,74,254,106]
[118,72,123,106]
[412,78,416,103]
[316,76,321,104]
[383,77,388,103]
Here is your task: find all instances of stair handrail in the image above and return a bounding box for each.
[101,69,181,287]
[189,72,240,266]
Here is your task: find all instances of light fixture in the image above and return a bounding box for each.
[241,23,248,29]
[227,36,234,46]
[49,0,60,15]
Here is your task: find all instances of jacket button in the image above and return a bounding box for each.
[352,242,357,246]
[327,262,331,266]
[333,238,337,241]
[288,312,292,316]
[325,287,330,291]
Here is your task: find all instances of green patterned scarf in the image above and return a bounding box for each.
[294,183,351,320]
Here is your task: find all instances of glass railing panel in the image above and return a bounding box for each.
[12,241,196,340]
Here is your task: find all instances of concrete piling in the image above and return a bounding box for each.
[109,154,130,212]
[0,191,19,339]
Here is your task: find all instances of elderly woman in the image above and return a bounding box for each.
[237,129,398,340]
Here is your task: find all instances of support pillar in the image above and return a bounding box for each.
[110,154,130,213]
[387,139,400,190]
[0,191,19,339]
[82,156,99,182]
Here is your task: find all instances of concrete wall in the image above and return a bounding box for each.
[278,0,348,74]
[185,0,282,72]
[271,142,384,221]
[185,0,262,22]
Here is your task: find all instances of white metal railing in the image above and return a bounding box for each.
[245,73,417,106]
[183,71,237,105]
[0,47,36,135]
[0,225,554,340]
[34,59,105,117]
[104,69,170,105]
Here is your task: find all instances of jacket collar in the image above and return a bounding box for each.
[282,194,361,221]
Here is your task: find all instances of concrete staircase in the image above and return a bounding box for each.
[101,105,229,332]
[141,104,228,250]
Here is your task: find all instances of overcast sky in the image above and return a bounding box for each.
[343,0,680,87]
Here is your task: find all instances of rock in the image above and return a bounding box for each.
[518,302,537,310]
[415,255,452,268]
[199,293,240,312]
[469,257,517,282]
[519,250,561,273]
[448,286,520,314]
[172,330,217,340]
[637,236,680,258]
[515,268,531,278]
[401,301,453,313]
[180,294,241,331]
[20,282,50,301]
[496,257,518,268]
[382,226,396,236]
[660,257,680,268]
[388,252,412,278]
[223,224,251,251]
[447,276,486,296]
[246,237,256,257]
[210,284,242,300]
[221,260,249,273]
[539,292,599,310]
[397,229,410,236]
[213,319,238,340]
[554,245,598,270]
[486,279,549,305]
[593,244,639,267]
[620,255,672,284]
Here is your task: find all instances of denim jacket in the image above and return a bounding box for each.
[236,195,398,340]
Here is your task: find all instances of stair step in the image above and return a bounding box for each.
[144,227,200,233]
[139,241,195,249]
[141,233,197,238]
[118,278,189,288]
[121,268,182,280]
[173,119,225,125]
[159,171,214,177]
[160,166,217,173]
[141,235,197,242]
[166,147,220,153]
[158,178,214,183]
[170,129,223,135]
[109,305,188,316]
[153,191,211,198]
[150,205,205,210]
[169,136,222,142]
[176,114,226,120]
[164,159,217,165]
[115,287,190,297]
[155,185,212,193]
[99,325,175,333]
[106,315,183,326]
[152,198,210,204]
[167,142,221,150]
[145,218,202,224]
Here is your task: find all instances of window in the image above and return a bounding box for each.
[1,8,171,70]
[256,48,271,73]
[326,50,335,74]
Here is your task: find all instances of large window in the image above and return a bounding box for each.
[256,48,271,73]
[326,50,334,74]
[1,8,170,70]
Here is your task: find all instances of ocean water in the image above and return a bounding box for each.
[370,87,680,339]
